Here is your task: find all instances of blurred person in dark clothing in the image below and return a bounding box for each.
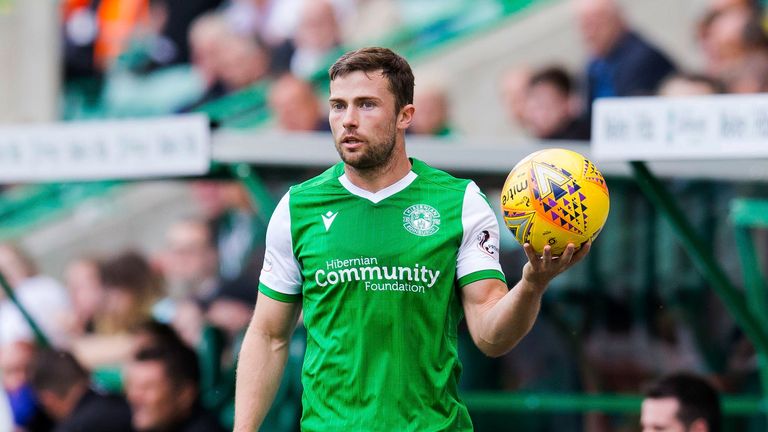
[525,66,590,140]
[205,277,257,339]
[28,349,133,432]
[125,344,225,432]
[574,0,676,109]
[151,0,225,68]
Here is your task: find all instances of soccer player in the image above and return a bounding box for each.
[234,47,590,431]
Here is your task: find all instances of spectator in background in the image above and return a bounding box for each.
[0,243,71,348]
[223,0,305,47]
[205,277,257,340]
[189,180,231,221]
[216,32,271,93]
[96,251,160,335]
[28,349,133,432]
[698,4,768,84]
[71,251,160,369]
[161,218,220,306]
[657,73,724,96]
[125,343,226,431]
[187,180,266,284]
[62,0,149,79]
[268,74,330,131]
[148,0,225,69]
[524,66,590,140]
[499,66,533,132]
[410,84,453,136]
[342,0,401,46]
[724,53,768,92]
[158,216,263,347]
[641,373,721,432]
[156,218,221,347]
[63,257,103,336]
[182,14,271,111]
[289,0,344,79]
[187,12,232,104]
[1,341,54,431]
[212,182,266,282]
[574,0,676,110]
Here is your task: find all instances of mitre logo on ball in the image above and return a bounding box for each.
[501,148,610,255]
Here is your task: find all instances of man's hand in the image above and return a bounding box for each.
[521,241,591,291]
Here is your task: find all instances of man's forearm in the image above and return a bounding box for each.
[476,279,545,357]
[233,323,292,432]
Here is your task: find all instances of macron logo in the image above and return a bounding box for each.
[322,211,338,231]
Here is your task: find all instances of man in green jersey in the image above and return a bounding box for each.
[234,47,590,431]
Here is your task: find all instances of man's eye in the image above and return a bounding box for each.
[361,101,375,109]
[331,103,344,110]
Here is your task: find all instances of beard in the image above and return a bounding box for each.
[334,122,398,170]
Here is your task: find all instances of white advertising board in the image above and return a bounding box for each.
[592,94,768,161]
[0,114,210,183]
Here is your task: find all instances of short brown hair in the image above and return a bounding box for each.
[329,47,414,112]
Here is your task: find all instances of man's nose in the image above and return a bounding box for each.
[342,106,358,129]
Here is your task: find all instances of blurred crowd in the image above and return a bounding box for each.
[0,179,272,431]
[2,0,768,431]
[60,0,768,138]
[61,0,401,120]
[498,0,768,142]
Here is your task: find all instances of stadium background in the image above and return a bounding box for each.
[1,0,768,430]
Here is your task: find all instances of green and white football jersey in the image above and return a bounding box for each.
[259,158,505,431]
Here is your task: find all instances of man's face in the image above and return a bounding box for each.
[329,70,400,170]
[525,82,571,138]
[165,222,217,285]
[575,0,624,56]
[125,361,190,431]
[641,397,688,432]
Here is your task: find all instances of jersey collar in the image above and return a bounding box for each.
[338,170,417,204]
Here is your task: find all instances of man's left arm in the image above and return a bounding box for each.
[461,242,590,358]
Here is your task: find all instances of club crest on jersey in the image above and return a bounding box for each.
[403,204,440,236]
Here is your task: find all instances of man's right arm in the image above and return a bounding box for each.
[233,293,301,432]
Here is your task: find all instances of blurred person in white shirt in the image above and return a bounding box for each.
[0,244,71,349]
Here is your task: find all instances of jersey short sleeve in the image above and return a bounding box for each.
[456,181,506,287]
[259,192,303,302]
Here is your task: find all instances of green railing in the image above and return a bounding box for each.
[464,392,766,415]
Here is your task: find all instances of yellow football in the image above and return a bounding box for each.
[500,148,609,255]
